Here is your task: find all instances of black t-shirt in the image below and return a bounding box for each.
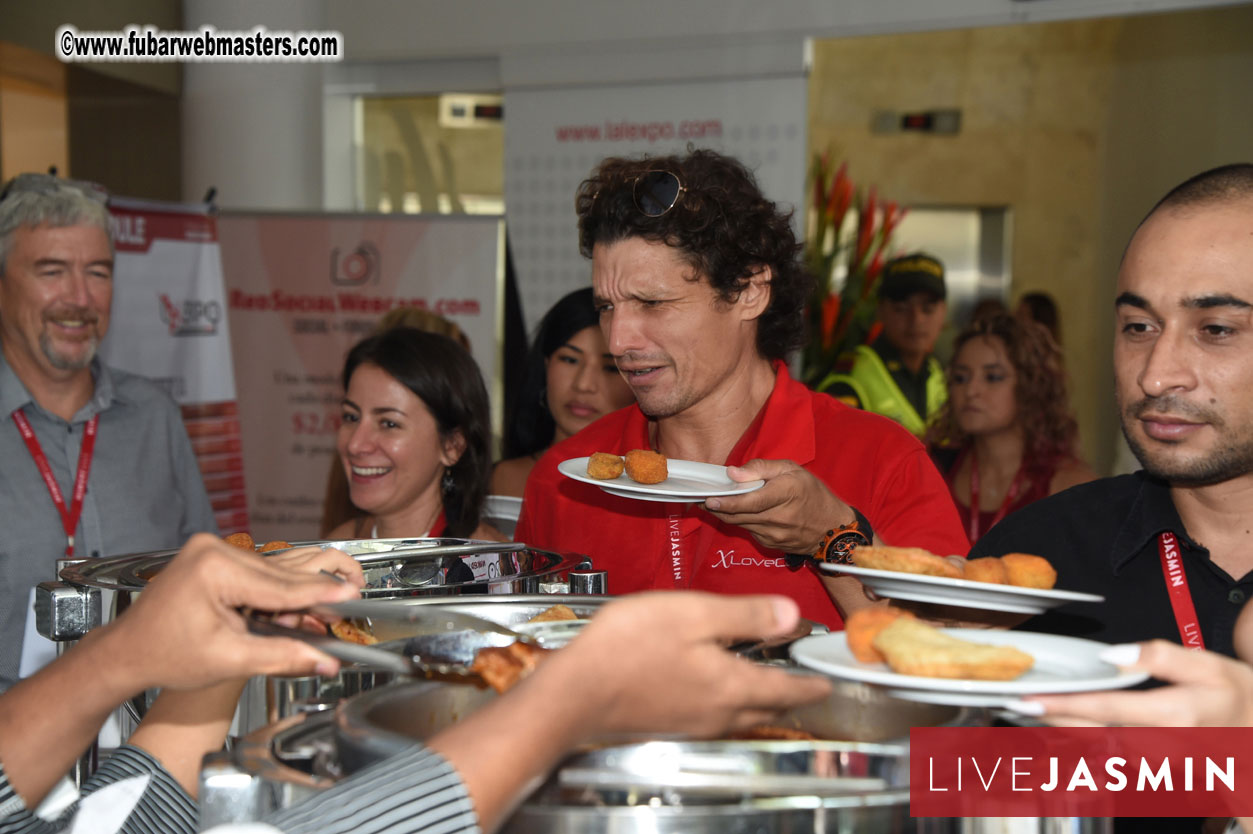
[968,472,1252,658]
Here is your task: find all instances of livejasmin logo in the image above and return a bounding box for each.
[911,727,1252,818]
[927,754,1234,793]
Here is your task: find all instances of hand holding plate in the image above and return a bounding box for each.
[1023,640,1253,727]
[703,458,854,554]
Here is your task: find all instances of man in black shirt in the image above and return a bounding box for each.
[970,163,1253,660]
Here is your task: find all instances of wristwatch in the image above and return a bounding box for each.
[785,506,874,569]
[814,506,874,565]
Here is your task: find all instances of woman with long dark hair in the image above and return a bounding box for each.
[490,288,633,496]
[327,327,500,540]
[927,313,1094,544]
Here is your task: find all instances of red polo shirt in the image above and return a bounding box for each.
[515,363,968,629]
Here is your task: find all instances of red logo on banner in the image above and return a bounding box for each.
[911,727,1253,818]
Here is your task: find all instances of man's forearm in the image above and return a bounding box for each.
[0,624,140,807]
[128,679,247,798]
[818,573,877,619]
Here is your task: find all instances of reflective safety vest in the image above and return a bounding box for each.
[818,344,947,437]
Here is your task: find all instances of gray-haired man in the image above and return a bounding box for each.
[0,174,215,689]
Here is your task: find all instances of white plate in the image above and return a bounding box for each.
[790,630,1148,708]
[817,563,1104,615]
[557,456,765,504]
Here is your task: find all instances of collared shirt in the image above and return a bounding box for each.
[0,352,216,690]
[868,336,934,420]
[826,337,938,419]
[516,363,968,629]
[969,472,1253,658]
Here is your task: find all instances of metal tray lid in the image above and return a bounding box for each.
[59,537,589,595]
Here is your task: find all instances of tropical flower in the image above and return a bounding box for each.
[801,154,908,386]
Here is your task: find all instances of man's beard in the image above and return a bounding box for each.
[40,330,99,371]
[1121,394,1253,487]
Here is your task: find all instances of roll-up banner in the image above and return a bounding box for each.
[217,213,504,543]
[504,76,807,332]
[99,198,249,535]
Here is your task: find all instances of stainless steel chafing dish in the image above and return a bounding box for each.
[203,677,962,832]
[203,677,1112,834]
[39,537,593,631]
[34,538,599,736]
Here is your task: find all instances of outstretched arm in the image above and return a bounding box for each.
[427,592,832,832]
[0,534,361,809]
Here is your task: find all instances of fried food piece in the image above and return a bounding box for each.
[527,603,579,624]
[1001,553,1057,590]
[844,605,916,663]
[586,452,625,480]
[330,619,378,646]
[873,618,1034,681]
[726,726,817,741]
[851,545,964,580]
[963,557,1009,585]
[472,641,552,693]
[624,449,668,485]
[259,540,292,553]
[224,531,255,551]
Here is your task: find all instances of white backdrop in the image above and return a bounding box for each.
[504,75,807,332]
[218,213,504,542]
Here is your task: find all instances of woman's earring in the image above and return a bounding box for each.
[442,469,455,493]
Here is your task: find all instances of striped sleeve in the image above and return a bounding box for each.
[0,746,195,834]
[265,745,480,834]
[0,760,57,834]
[80,746,197,834]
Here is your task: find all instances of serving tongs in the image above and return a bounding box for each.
[347,541,527,565]
[246,600,537,682]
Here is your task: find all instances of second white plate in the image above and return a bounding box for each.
[790,629,1148,708]
[557,456,764,503]
[818,562,1104,615]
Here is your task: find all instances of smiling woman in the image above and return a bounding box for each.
[326,328,502,541]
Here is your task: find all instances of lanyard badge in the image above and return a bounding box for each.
[12,410,99,557]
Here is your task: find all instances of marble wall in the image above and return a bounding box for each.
[809,4,1253,473]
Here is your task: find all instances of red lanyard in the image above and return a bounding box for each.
[1157,531,1205,650]
[12,410,99,557]
[967,447,1026,542]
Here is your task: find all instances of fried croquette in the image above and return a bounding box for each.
[624,449,668,484]
[872,618,1035,681]
[259,540,292,553]
[963,557,1009,585]
[1001,553,1057,589]
[330,619,379,646]
[224,532,255,551]
[472,641,551,694]
[844,605,915,663]
[527,603,579,624]
[851,545,964,580]
[586,452,625,480]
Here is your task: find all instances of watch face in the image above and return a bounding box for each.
[826,531,870,564]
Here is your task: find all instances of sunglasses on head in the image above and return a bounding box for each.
[632,169,686,218]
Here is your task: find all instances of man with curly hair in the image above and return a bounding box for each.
[515,149,967,628]
[968,163,1253,662]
